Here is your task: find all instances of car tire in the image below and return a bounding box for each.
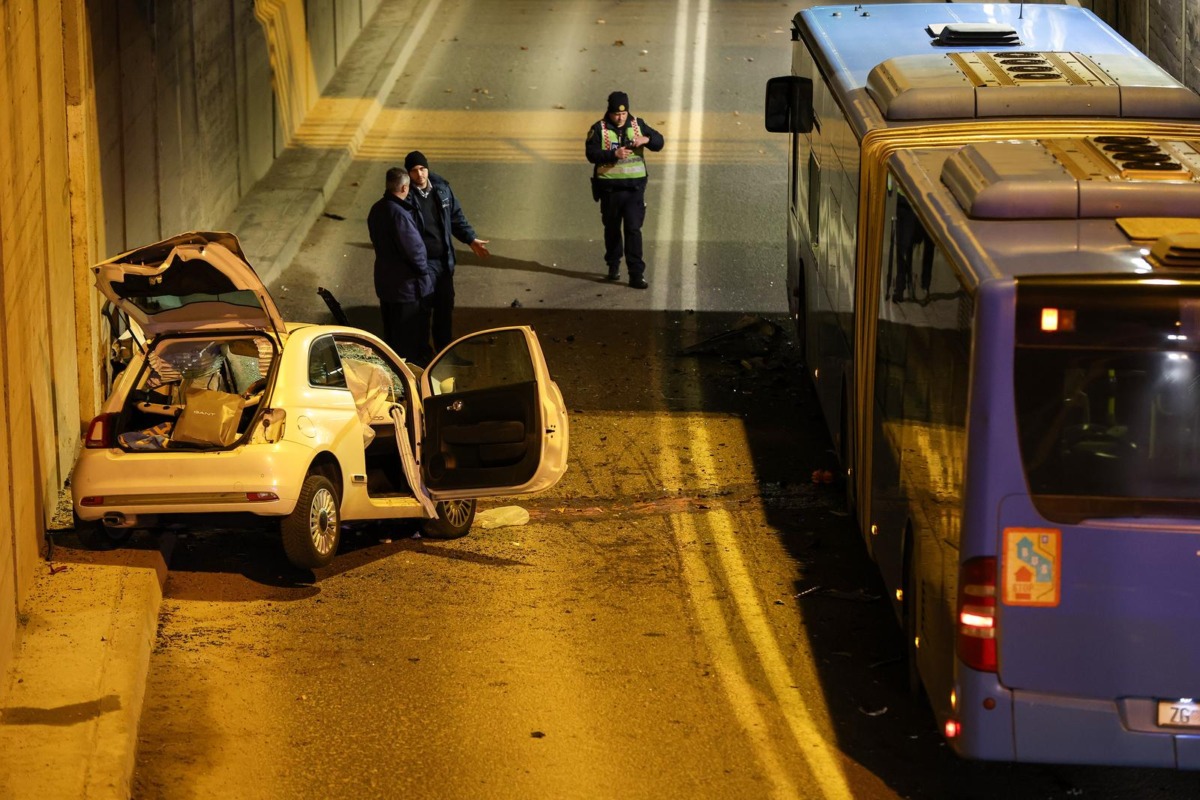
[281,473,341,569]
[422,499,476,540]
[74,513,133,550]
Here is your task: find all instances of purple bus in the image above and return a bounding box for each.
[766,3,1200,767]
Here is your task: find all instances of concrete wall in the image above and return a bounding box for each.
[1083,0,1200,94]
[87,0,276,253]
[0,0,87,691]
[0,0,381,694]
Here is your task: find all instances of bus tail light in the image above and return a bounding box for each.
[85,413,117,448]
[957,556,997,672]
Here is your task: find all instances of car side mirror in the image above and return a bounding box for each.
[765,76,814,134]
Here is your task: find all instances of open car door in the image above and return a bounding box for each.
[420,326,568,500]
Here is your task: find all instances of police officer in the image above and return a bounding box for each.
[585,91,664,289]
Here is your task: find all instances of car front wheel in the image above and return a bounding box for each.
[281,473,340,569]
[422,499,476,539]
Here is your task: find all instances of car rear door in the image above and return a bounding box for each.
[419,326,568,499]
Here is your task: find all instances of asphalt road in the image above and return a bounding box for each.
[132,2,1200,798]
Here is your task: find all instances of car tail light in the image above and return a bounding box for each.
[957,556,997,672]
[246,492,279,502]
[85,413,117,448]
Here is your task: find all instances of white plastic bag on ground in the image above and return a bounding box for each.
[475,506,530,529]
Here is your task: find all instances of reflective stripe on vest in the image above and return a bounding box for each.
[596,118,648,180]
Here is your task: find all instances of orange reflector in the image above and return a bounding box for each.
[944,719,961,739]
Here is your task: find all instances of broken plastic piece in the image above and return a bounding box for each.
[476,506,530,529]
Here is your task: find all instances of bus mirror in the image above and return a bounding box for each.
[764,76,814,134]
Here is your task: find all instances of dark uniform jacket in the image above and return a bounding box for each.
[366,193,433,303]
[585,116,665,190]
[410,172,477,275]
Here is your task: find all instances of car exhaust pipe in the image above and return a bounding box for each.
[103,512,128,527]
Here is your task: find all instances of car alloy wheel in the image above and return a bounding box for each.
[282,473,341,569]
[422,498,476,540]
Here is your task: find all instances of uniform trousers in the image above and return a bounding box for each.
[599,184,647,277]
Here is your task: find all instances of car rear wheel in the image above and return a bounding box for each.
[74,513,133,550]
[281,473,340,569]
[422,499,476,539]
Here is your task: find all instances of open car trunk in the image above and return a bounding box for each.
[114,333,277,451]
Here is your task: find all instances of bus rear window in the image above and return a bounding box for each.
[1014,280,1200,520]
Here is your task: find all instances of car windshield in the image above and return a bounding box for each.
[1014,280,1200,520]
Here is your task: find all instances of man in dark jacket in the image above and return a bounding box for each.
[367,167,435,364]
[585,90,665,289]
[404,150,490,353]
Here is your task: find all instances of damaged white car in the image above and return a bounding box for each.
[71,231,569,569]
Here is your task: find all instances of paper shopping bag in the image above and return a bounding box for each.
[173,387,245,446]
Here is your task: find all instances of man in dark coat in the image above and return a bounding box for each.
[404,150,490,354]
[366,167,435,364]
[585,90,665,289]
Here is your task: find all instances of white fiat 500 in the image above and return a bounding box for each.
[71,231,569,569]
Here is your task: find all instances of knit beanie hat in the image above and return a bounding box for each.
[404,150,429,171]
[606,91,630,114]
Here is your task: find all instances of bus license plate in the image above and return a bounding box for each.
[1157,700,1200,728]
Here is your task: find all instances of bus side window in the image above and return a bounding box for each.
[890,193,934,304]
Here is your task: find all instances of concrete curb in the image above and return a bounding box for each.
[0,536,174,800]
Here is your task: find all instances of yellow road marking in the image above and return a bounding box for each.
[654,410,854,799]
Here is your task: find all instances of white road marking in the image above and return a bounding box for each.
[654,0,705,310]
[652,0,692,306]
[679,0,709,313]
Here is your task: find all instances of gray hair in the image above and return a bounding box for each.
[385,167,411,194]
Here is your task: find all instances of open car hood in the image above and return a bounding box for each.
[92,231,285,337]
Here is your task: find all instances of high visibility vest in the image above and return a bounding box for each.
[595,118,648,180]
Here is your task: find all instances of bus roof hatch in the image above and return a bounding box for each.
[867,52,1200,121]
[941,138,1200,220]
